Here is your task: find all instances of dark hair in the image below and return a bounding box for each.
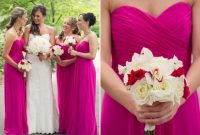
[58,17,80,41]
[80,12,96,27]
[30,4,46,35]
[6,7,26,30]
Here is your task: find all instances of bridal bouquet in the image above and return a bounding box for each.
[18,59,32,72]
[27,36,51,55]
[63,36,77,46]
[51,45,64,56]
[118,48,190,134]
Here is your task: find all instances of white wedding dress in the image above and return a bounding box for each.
[26,34,58,134]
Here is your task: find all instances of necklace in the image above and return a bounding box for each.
[13,25,22,37]
[82,30,92,39]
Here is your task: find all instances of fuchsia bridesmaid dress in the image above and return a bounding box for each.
[101,2,200,135]
[67,41,97,135]
[4,38,28,135]
[56,41,76,133]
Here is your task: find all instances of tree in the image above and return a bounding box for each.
[0,0,99,75]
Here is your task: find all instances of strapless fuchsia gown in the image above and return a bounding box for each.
[56,42,76,133]
[67,41,97,135]
[101,2,200,135]
[4,38,28,135]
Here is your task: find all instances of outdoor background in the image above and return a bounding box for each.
[0,0,100,135]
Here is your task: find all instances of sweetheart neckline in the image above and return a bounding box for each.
[111,2,191,19]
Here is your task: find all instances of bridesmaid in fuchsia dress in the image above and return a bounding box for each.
[101,0,200,135]
[2,7,28,135]
[55,17,79,134]
[68,12,98,135]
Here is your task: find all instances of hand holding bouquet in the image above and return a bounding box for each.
[27,36,51,55]
[51,45,64,56]
[18,59,32,72]
[118,48,190,134]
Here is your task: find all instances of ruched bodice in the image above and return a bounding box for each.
[111,2,192,74]
[102,2,200,135]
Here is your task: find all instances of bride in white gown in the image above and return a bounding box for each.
[24,4,58,134]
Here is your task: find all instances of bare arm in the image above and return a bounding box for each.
[49,26,56,46]
[58,57,77,67]
[101,0,137,115]
[23,25,30,52]
[69,33,98,60]
[186,0,200,93]
[2,31,19,69]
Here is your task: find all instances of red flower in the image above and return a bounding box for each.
[127,69,146,85]
[183,79,190,99]
[51,48,55,52]
[63,38,66,43]
[171,67,186,77]
[21,61,25,65]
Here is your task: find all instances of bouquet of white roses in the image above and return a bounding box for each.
[27,36,51,55]
[51,45,64,56]
[18,59,32,72]
[118,48,190,134]
[63,36,77,46]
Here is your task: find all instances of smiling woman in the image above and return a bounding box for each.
[2,7,28,135]
[23,4,59,134]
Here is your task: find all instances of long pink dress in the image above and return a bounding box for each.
[4,38,28,135]
[67,41,97,135]
[56,42,76,133]
[101,2,200,135]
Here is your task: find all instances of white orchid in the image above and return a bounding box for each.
[170,55,183,69]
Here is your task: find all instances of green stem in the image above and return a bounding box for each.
[144,130,155,135]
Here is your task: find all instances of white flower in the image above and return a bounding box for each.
[64,36,76,46]
[26,63,32,72]
[130,78,151,105]
[140,47,153,59]
[118,65,126,75]
[52,45,64,56]
[21,64,26,70]
[18,63,22,69]
[131,48,153,70]
[28,37,51,55]
[119,47,187,132]
[170,55,183,69]
[18,59,32,72]
[149,78,173,104]
[170,76,185,104]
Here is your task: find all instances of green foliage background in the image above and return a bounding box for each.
[0,0,99,75]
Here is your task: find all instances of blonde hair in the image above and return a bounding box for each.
[58,17,80,40]
[6,7,27,30]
